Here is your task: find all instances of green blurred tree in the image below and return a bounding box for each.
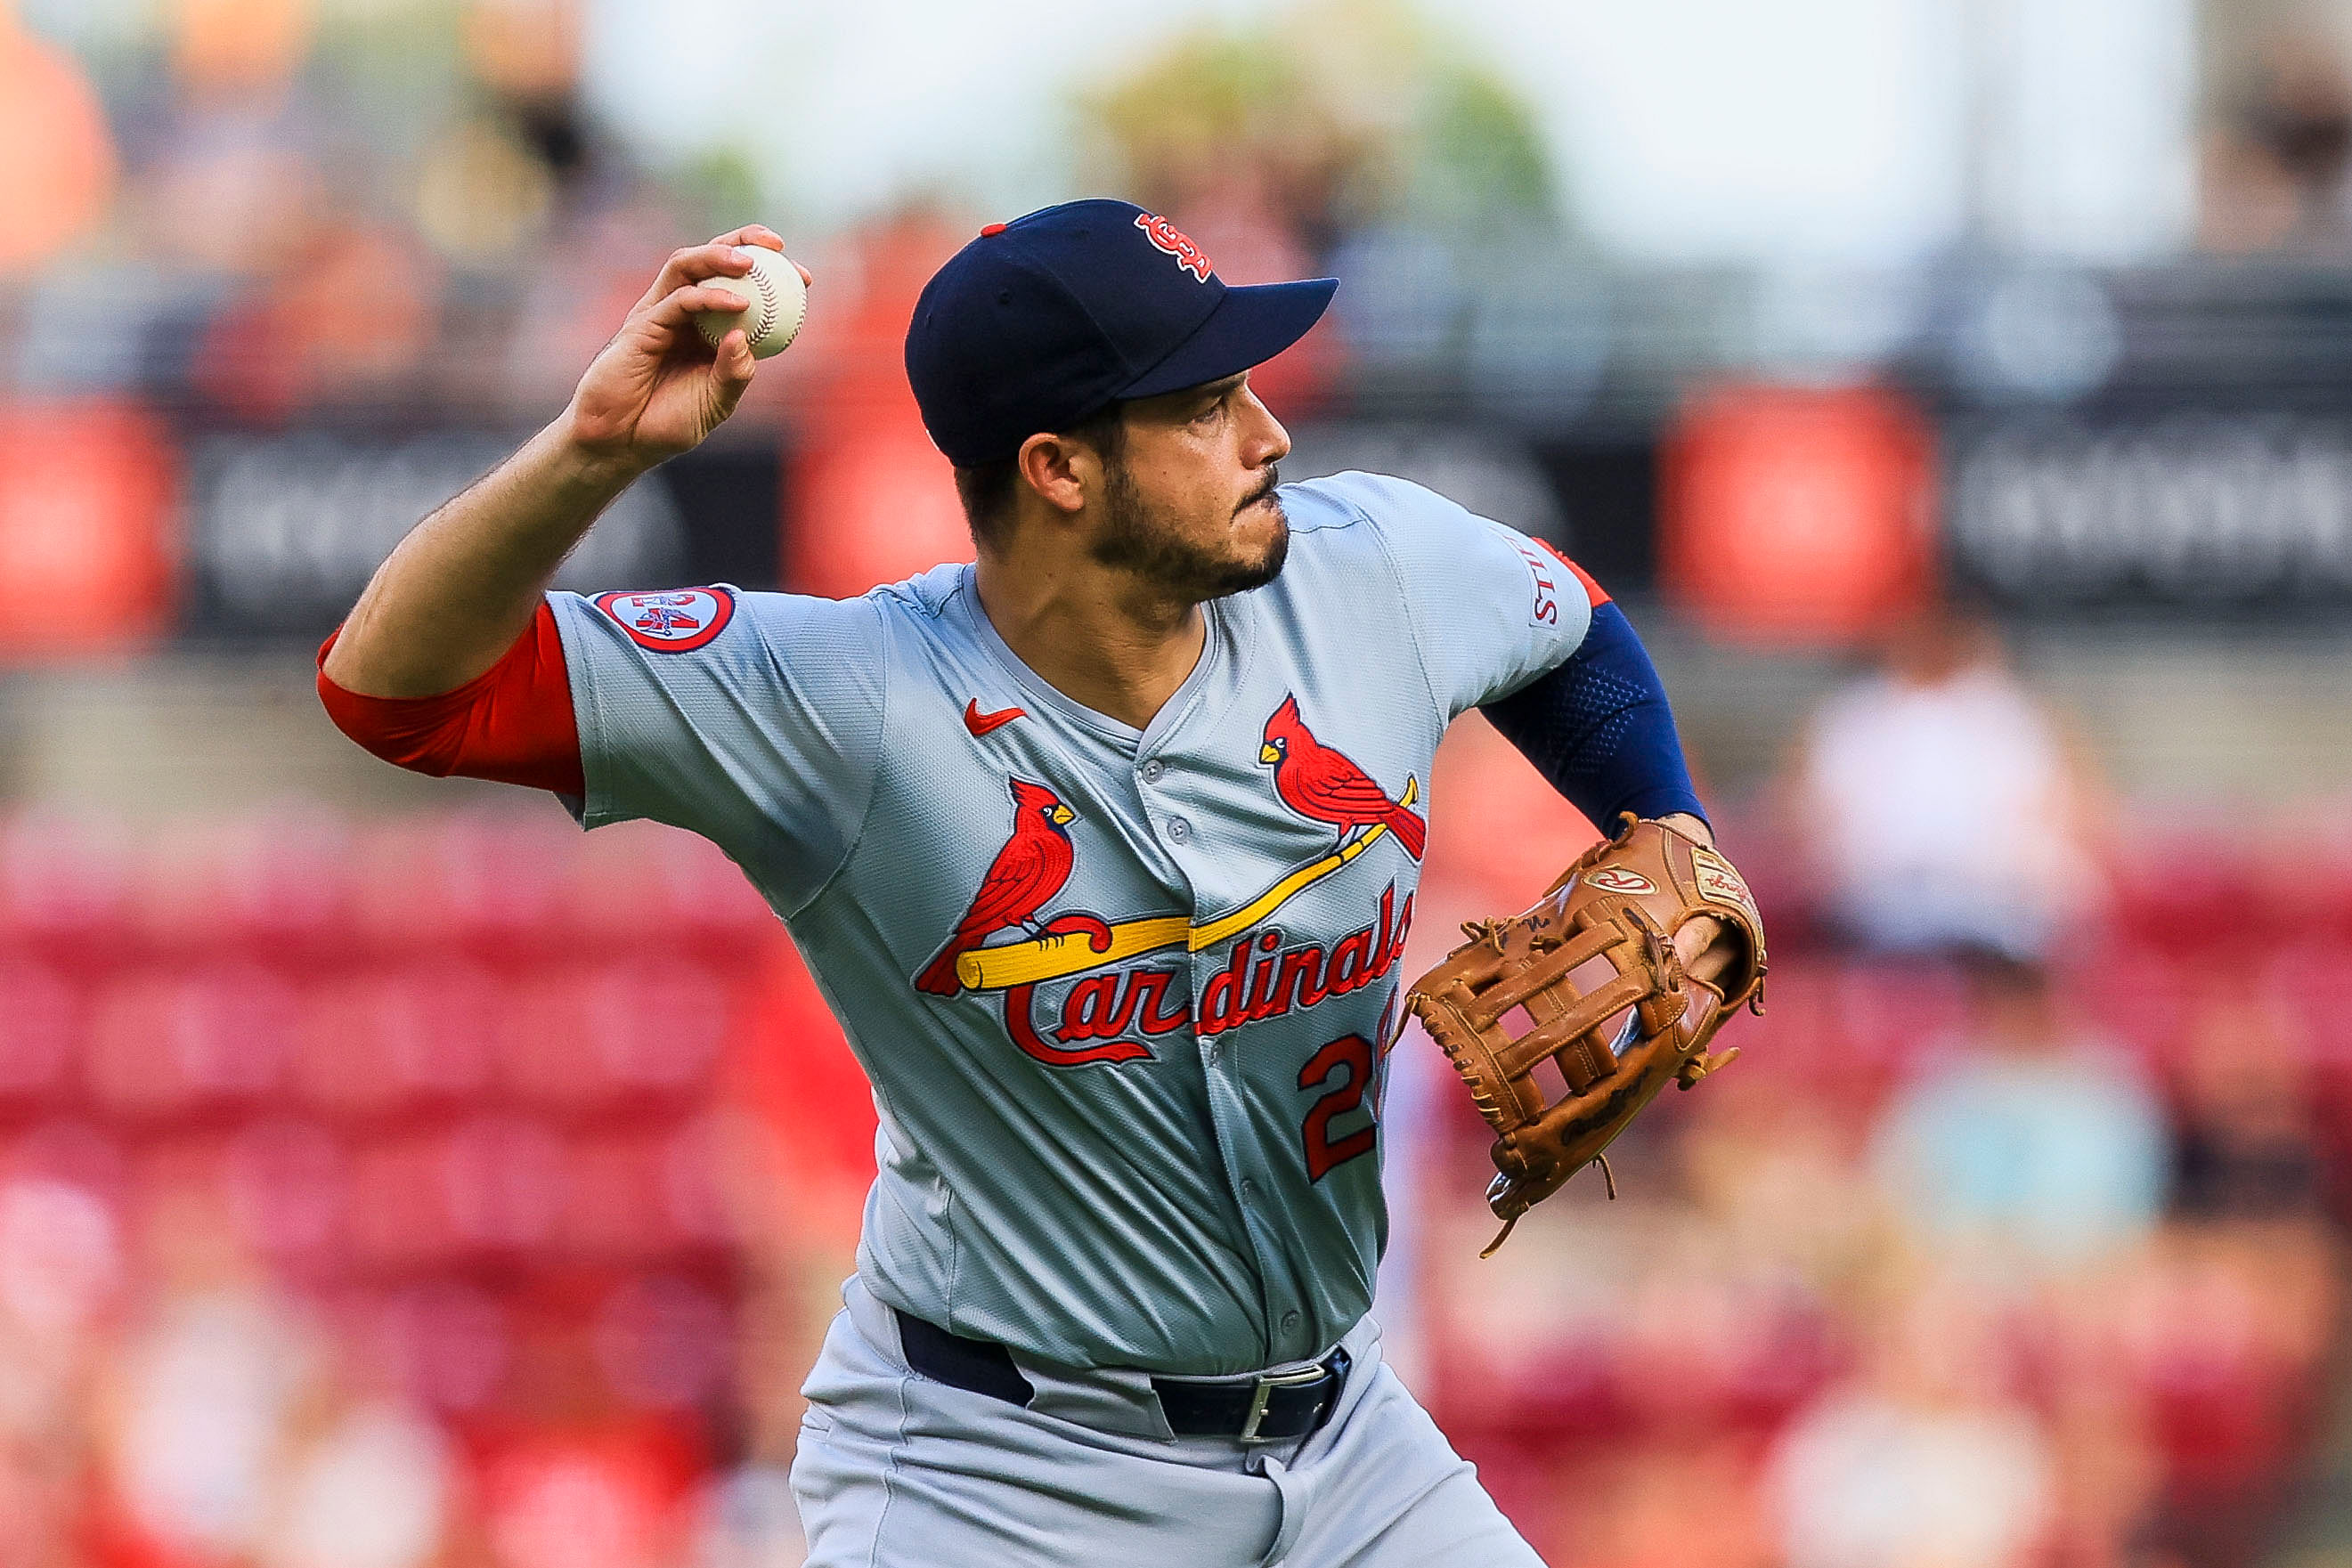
[1075,0,1564,258]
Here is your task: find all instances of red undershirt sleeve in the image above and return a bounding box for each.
[315,601,586,798]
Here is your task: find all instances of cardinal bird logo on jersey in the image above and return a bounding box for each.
[915,778,1080,996]
[1259,695,1427,861]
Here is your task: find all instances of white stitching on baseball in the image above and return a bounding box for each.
[748,259,778,341]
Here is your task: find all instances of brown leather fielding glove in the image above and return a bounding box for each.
[1407,815,1767,1255]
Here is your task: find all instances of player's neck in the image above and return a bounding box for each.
[973,551,1207,734]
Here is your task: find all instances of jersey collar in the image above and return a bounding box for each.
[952,564,1232,754]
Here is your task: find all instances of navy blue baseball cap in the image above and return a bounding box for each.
[905,199,1337,468]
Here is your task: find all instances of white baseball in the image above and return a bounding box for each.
[694,245,806,359]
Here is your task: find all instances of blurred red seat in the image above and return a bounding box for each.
[590,1272,733,1410]
[658,1115,734,1250]
[197,816,361,956]
[0,814,134,961]
[470,1411,706,1568]
[433,813,588,956]
[439,1115,568,1256]
[557,1132,678,1263]
[84,963,297,1121]
[291,964,501,1120]
[2109,826,2270,955]
[367,1278,514,1411]
[346,1116,567,1270]
[1835,960,1969,1076]
[496,962,730,1114]
[222,1117,347,1271]
[2061,942,2194,1078]
[1730,961,1839,1074]
[0,1120,126,1211]
[0,960,78,1109]
[344,815,575,958]
[346,1130,446,1269]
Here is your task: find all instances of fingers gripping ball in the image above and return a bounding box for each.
[1407,815,1767,1255]
[695,246,806,359]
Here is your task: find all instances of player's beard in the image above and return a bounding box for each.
[1091,460,1289,602]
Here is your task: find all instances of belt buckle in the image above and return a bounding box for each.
[1237,1364,1328,1443]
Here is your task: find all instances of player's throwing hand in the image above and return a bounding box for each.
[565,225,813,473]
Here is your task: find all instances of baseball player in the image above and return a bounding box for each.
[319,202,1731,1566]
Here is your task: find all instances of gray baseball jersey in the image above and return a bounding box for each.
[549,471,1592,1376]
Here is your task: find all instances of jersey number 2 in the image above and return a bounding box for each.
[1298,1033,1379,1182]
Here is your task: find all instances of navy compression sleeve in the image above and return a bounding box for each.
[1479,601,1707,828]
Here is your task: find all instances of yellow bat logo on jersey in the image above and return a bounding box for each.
[954,776,1418,992]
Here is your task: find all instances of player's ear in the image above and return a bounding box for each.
[1015,431,1092,518]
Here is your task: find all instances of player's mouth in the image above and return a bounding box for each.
[1235,467,1282,516]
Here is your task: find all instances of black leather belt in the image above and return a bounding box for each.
[894,1308,1351,1443]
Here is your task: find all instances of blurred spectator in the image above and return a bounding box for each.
[2201,37,2352,256]
[0,1176,120,1568]
[125,0,323,285]
[419,1,606,267]
[414,111,560,263]
[501,190,694,417]
[1789,608,2104,960]
[2170,985,2326,1222]
[473,1314,708,1568]
[95,1190,329,1562]
[263,1393,454,1568]
[2110,1223,2340,1568]
[0,5,117,277]
[1075,0,1557,416]
[171,0,313,100]
[1767,1274,2055,1568]
[464,0,582,109]
[686,1461,808,1568]
[191,221,445,420]
[1871,954,2168,1268]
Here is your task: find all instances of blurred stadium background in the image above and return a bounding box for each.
[4,0,2352,1564]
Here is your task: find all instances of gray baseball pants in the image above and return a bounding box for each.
[787,1276,1542,1567]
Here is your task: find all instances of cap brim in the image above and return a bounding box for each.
[1116,278,1338,402]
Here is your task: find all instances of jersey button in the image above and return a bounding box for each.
[1281,1310,1301,1332]
[1241,1179,1259,1200]
[1140,758,1167,784]
[1165,816,1192,844]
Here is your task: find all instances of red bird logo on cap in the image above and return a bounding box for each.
[1135,213,1213,281]
[915,778,1078,996]
[1258,695,1427,861]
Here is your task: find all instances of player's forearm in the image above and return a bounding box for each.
[1480,603,1708,831]
[323,416,647,697]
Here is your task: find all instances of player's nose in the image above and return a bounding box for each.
[1238,381,1290,467]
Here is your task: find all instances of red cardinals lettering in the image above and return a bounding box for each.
[1259,695,1426,860]
[916,778,1078,995]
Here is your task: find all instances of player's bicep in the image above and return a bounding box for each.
[550,587,885,909]
[316,602,584,797]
